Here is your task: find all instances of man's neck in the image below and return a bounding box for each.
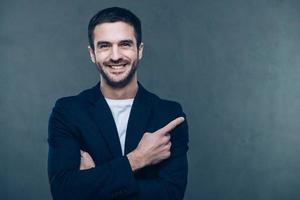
[100,79,138,100]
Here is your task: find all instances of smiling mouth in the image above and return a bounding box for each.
[106,64,128,74]
[107,63,128,69]
[108,64,127,69]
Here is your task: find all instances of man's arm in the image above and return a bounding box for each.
[81,104,189,200]
[135,114,189,200]
[48,100,139,200]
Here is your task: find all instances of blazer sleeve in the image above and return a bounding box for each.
[47,99,139,200]
[132,103,189,200]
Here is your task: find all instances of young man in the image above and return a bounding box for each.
[48,7,189,200]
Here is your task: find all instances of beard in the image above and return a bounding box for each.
[96,57,139,89]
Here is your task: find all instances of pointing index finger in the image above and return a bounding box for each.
[156,117,185,135]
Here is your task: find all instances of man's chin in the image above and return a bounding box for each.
[104,74,133,88]
[105,79,131,88]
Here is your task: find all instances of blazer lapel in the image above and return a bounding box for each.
[87,83,123,158]
[124,83,154,154]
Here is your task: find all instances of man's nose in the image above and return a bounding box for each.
[110,46,122,61]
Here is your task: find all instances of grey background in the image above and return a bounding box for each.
[1,0,299,199]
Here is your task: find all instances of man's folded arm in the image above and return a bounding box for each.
[47,100,138,200]
[48,99,189,200]
[124,104,189,200]
[134,115,189,200]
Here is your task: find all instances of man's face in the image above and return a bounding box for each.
[89,22,143,88]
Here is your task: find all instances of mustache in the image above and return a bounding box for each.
[104,59,129,66]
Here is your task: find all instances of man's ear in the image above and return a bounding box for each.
[138,42,144,60]
[88,46,96,63]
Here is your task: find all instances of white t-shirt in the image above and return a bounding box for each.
[105,98,134,155]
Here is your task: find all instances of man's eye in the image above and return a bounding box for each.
[98,44,109,49]
[121,42,131,47]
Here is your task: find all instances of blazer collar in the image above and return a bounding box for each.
[87,82,154,157]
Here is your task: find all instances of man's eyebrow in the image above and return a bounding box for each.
[119,39,134,44]
[96,41,110,46]
[96,40,134,46]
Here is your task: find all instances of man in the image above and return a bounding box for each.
[48,7,189,200]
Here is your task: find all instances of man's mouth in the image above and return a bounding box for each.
[108,64,127,69]
[105,63,129,74]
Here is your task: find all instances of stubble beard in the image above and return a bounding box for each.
[97,58,139,89]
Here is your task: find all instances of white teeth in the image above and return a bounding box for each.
[109,64,126,69]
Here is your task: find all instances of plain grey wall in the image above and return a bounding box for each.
[1,0,300,199]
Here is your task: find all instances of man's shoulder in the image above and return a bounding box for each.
[145,88,186,132]
[144,88,183,114]
[156,96,182,110]
[52,84,96,110]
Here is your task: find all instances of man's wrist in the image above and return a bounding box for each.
[127,150,145,172]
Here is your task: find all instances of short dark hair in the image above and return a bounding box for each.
[88,7,142,50]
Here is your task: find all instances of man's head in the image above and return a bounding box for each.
[88,7,142,51]
[88,7,144,88]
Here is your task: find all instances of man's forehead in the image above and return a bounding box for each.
[93,21,136,43]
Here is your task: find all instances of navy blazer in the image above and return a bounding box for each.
[48,82,189,200]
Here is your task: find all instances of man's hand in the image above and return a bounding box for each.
[127,117,185,172]
[80,150,95,170]
[79,117,185,171]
